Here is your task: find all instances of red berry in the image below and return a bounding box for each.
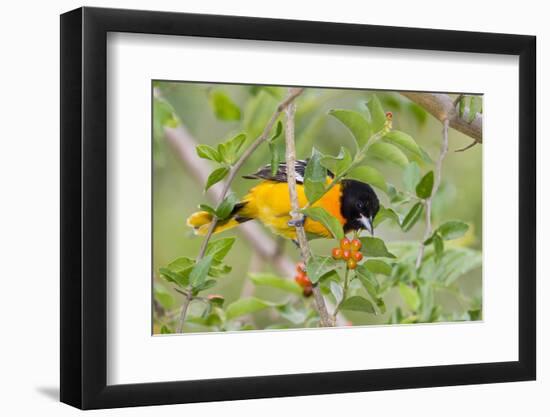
[353,251,363,262]
[295,271,311,288]
[332,247,343,260]
[340,238,351,250]
[386,111,393,120]
[342,249,351,260]
[350,239,362,251]
[303,285,313,297]
[347,258,358,270]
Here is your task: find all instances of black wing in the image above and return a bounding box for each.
[243,159,333,184]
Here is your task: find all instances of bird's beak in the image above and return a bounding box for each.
[359,214,374,236]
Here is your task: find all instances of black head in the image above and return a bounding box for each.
[340,179,380,235]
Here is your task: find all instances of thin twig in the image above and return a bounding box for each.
[415,119,450,269]
[174,88,305,333]
[176,292,193,333]
[400,92,482,144]
[332,267,351,319]
[284,88,334,327]
[455,139,478,153]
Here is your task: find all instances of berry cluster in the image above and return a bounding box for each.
[294,262,313,297]
[331,237,363,270]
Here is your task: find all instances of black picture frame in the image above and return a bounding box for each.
[60,6,536,410]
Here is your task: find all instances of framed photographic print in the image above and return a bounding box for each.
[60,6,536,409]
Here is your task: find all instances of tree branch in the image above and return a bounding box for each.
[283,88,334,327]
[400,92,482,144]
[415,119,450,268]
[170,89,305,332]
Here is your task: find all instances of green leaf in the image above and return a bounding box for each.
[437,221,469,240]
[270,120,283,141]
[189,255,214,288]
[304,179,326,205]
[304,148,327,181]
[205,237,236,261]
[209,90,241,121]
[249,273,302,295]
[416,171,434,199]
[215,194,238,220]
[373,206,401,228]
[364,259,392,276]
[320,147,353,177]
[357,266,386,314]
[277,304,308,325]
[365,95,386,132]
[268,121,284,176]
[368,142,409,168]
[269,145,285,177]
[154,285,175,310]
[359,237,396,258]
[329,109,372,148]
[346,165,387,192]
[208,263,232,277]
[218,133,247,165]
[167,257,194,273]
[401,202,424,232]
[419,247,481,286]
[160,325,172,334]
[459,96,466,118]
[153,97,180,139]
[433,233,444,261]
[306,255,339,284]
[468,96,482,123]
[196,144,221,163]
[198,204,217,216]
[356,265,380,297]
[408,102,428,127]
[205,166,229,191]
[193,279,217,294]
[403,162,421,193]
[304,148,327,203]
[330,281,344,305]
[159,267,188,287]
[302,207,344,240]
[399,283,421,311]
[339,296,375,313]
[383,130,422,157]
[225,297,276,320]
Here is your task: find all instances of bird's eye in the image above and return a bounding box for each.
[356,201,364,210]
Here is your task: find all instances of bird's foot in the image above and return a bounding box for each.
[288,216,306,228]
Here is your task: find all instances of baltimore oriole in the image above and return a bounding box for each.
[187,160,380,240]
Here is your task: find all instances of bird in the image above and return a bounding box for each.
[186,160,380,241]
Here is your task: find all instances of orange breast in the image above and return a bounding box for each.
[240,179,344,239]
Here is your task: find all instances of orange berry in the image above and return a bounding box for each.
[351,238,362,251]
[332,247,343,260]
[342,249,351,260]
[353,251,363,262]
[303,285,313,297]
[340,238,351,250]
[347,258,358,270]
[295,271,311,288]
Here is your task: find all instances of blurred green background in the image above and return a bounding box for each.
[153,82,482,333]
